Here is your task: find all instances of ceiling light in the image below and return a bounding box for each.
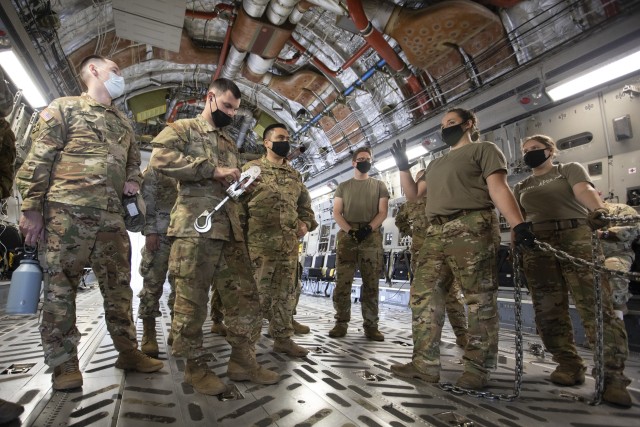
[546,48,640,101]
[0,49,48,108]
[309,185,333,199]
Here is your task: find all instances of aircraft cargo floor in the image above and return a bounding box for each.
[0,280,638,427]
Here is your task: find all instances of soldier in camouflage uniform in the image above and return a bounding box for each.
[0,68,16,202]
[514,134,631,407]
[243,123,317,357]
[390,108,532,390]
[209,288,228,335]
[150,78,280,396]
[330,147,389,341]
[137,167,178,356]
[16,55,163,391]
[395,171,469,348]
[600,202,640,318]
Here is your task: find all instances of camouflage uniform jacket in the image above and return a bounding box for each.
[395,197,428,241]
[602,203,640,253]
[141,166,177,235]
[150,115,244,241]
[16,94,142,213]
[0,69,16,199]
[243,156,317,251]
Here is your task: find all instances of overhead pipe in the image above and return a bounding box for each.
[285,36,371,77]
[184,4,235,20]
[213,6,237,80]
[243,0,271,18]
[266,0,300,26]
[346,0,430,113]
[166,98,201,123]
[234,108,255,149]
[293,58,387,138]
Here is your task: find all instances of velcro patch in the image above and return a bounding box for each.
[39,109,54,122]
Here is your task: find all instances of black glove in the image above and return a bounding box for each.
[348,229,358,241]
[390,139,416,171]
[355,225,373,242]
[513,222,536,249]
[587,207,609,230]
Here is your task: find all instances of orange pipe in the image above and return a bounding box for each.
[168,98,200,123]
[213,7,236,80]
[185,4,234,20]
[346,0,430,112]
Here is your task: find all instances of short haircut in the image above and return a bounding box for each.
[79,55,107,84]
[523,134,557,155]
[352,146,372,162]
[209,78,241,99]
[263,123,287,140]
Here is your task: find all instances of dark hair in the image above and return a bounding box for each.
[352,146,372,162]
[209,78,241,99]
[446,107,480,141]
[79,55,107,84]
[263,123,287,141]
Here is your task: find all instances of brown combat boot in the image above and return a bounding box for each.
[292,319,310,334]
[0,398,24,424]
[550,364,586,386]
[184,358,227,395]
[115,348,164,373]
[364,327,384,341]
[52,356,83,390]
[210,321,228,336]
[141,318,159,357]
[227,344,281,385]
[455,371,489,390]
[167,329,174,346]
[274,338,309,357]
[328,322,348,338]
[455,334,468,348]
[603,378,632,408]
[391,362,439,382]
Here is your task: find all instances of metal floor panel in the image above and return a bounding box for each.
[1,281,639,426]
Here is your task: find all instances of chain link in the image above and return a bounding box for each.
[590,231,605,405]
[437,214,638,402]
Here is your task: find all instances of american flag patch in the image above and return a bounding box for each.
[40,109,53,121]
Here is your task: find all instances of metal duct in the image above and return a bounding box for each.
[243,0,271,18]
[221,45,247,79]
[266,0,299,26]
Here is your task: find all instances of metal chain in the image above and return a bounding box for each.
[438,248,525,402]
[438,214,639,402]
[590,231,605,405]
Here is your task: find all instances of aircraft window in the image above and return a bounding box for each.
[556,132,592,150]
[384,232,393,246]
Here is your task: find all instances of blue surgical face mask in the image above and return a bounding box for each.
[103,72,125,99]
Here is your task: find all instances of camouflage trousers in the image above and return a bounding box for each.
[411,237,467,339]
[0,118,16,199]
[249,247,298,339]
[604,248,633,310]
[411,210,499,377]
[333,229,383,328]
[210,288,224,322]
[41,202,137,367]
[523,225,629,383]
[138,233,175,319]
[169,237,261,359]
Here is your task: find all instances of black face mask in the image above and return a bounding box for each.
[523,149,550,168]
[270,140,290,158]
[441,123,466,147]
[210,95,232,128]
[356,161,371,173]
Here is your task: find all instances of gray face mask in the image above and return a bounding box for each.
[103,72,125,99]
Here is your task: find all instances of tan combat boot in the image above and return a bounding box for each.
[115,348,164,373]
[273,338,309,357]
[550,364,586,386]
[167,329,174,346]
[52,356,83,390]
[455,334,468,348]
[141,318,159,357]
[210,321,228,336]
[184,358,227,395]
[603,378,632,408]
[227,344,280,385]
[292,319,310,334]
[391,362,439,382]
[364,327,384,341]
[328,322,348,338]
[455,371,489,390]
